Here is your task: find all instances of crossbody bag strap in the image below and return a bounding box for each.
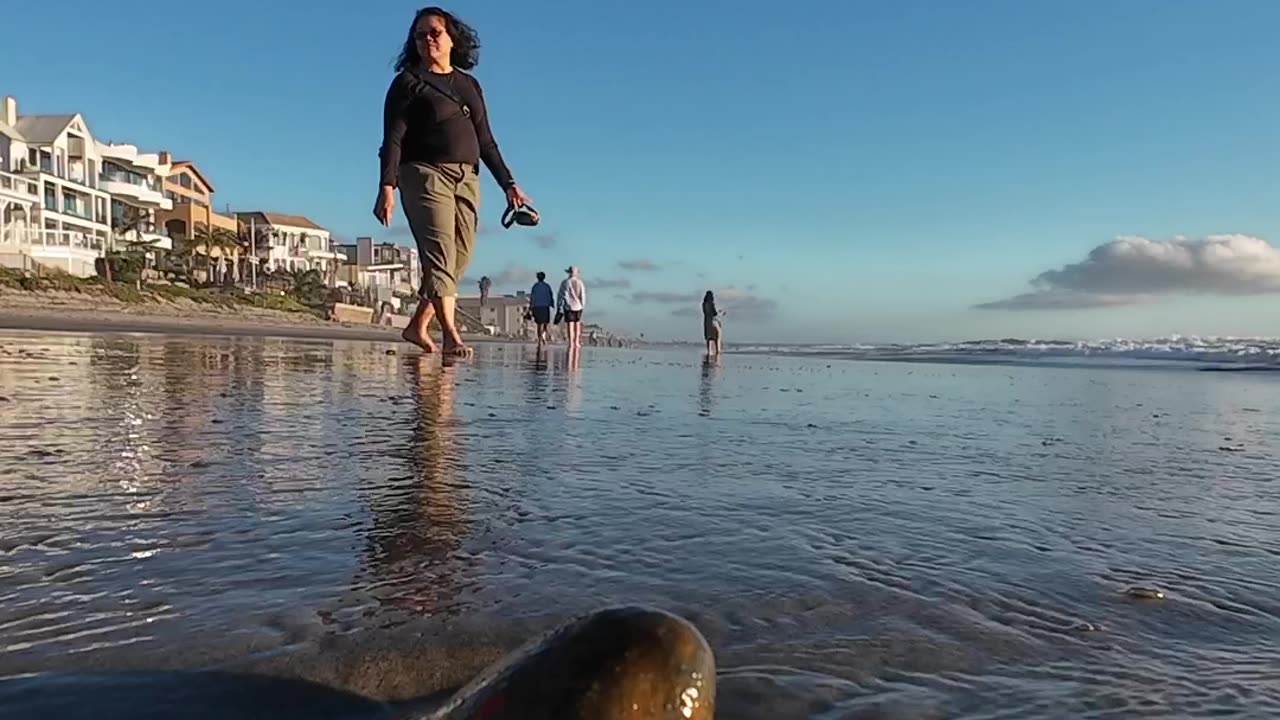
[404,68,471,119]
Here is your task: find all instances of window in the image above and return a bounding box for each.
[179,174,191,189]
[43,186,56,211]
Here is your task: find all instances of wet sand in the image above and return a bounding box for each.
[2,333,1279,717]
[0,306,493,346]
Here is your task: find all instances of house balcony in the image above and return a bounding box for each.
[305,247,343,261]
[101,177,173,211]
[112,230,172,253]
[0,227,106,277]
[96,142,171,175]
[0,170,39,206]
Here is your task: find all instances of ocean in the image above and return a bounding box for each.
[1,331,1278,718]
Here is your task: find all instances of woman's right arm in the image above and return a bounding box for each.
[378,74,409,188]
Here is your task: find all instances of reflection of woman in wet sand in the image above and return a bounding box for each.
[361,358,471,614]
[698,356,720,417]
[702,291,723,356]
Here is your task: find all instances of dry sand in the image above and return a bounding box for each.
[0,289,493,345]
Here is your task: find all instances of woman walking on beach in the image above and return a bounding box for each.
[374,6,533,356]
[703,291,722,356]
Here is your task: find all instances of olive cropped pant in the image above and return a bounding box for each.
[399,161,480,299]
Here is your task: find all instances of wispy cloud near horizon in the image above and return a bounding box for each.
[630,287,779,321]
[978,234,1280,310]
[619,259,660,272]
[590,277,631,289]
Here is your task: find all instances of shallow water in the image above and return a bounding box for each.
[2,331,1279,718]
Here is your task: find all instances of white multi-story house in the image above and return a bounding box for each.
[0,95,114,276]
[334,237,421,298]
[234,211,342,285]
[97,140,173,252]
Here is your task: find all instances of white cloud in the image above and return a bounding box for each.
[978,234,1280,310]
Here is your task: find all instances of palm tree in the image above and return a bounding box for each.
[107,205,162,283]
[479,275,492,305]
[289,268,327,307]
[176,225,240,285]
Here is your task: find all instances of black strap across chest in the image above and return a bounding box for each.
[404,68,471,120]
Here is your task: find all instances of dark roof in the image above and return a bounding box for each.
[13,114,76,143]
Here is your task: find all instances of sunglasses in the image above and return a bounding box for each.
[414,28,445,41]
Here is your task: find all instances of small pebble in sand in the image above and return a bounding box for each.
[1124,586,1165,600]
[385,349,396,355]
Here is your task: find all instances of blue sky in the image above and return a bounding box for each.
[4,0,1279,343]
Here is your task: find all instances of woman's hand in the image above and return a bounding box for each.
[505,184,532,209]
[373,186,396,227]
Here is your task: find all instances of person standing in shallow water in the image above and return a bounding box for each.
[703,291,723,356]
[558,266,587,348]
[374,6,533,357]
[528,271,554,345]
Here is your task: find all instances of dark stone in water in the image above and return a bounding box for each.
[1124,586,1166,600]
[0,606,716,720]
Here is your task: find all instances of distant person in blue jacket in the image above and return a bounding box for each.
[528,271,554,345]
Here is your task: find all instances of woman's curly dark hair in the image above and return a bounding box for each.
[395,7,481,72]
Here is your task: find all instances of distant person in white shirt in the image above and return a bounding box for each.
[557,265,587,348]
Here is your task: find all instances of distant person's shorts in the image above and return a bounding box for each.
[532,306,551,324]
[564,310,583,323]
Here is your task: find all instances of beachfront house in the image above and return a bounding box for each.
[155,157,241,284]
[234,211,342,286]
[0,95,113,276]
[97,140,174,254]
[334,237,420,309]
[458,294,529,336]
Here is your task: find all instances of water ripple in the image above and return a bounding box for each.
[1,334,1279,717]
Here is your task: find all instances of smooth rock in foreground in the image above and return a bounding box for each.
[0,606,716,720]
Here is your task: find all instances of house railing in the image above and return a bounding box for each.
[0,170,39,199]
[0,227,106,251]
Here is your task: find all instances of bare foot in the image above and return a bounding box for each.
[442,338,474,357]
[401,328,437,353]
